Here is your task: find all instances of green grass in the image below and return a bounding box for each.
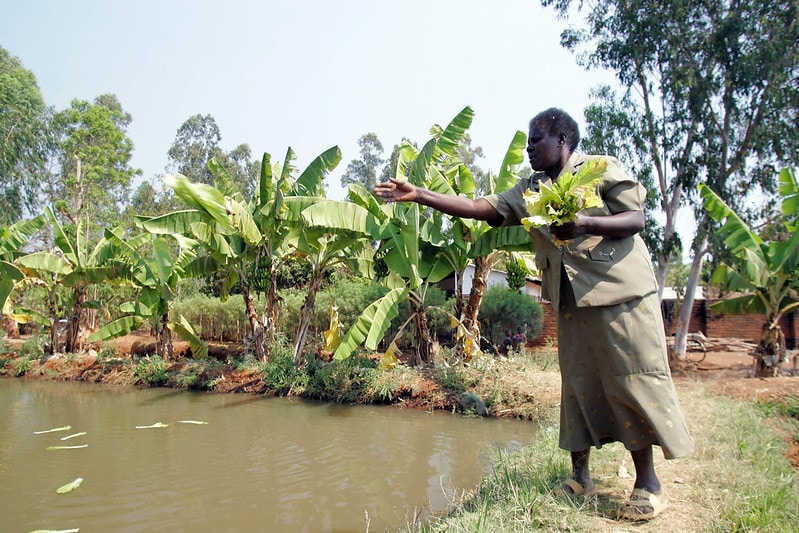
[410,386,799,533]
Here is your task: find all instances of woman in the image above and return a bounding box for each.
[374,108,693,521]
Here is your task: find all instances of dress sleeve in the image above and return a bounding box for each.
[599,156,647,214]
[484,178,532,227]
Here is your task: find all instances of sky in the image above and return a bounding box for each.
[1,0,620,201]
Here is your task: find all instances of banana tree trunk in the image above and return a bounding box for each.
[753,322,785,377]
[458,256,492,360]
[243,286,267,362]
[409,296,432,367]
[65,285,86,354]
[155,312,173,362]
[294,272,324,366]
[47,286,58,354]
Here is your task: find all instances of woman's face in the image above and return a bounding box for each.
[527,124,564,175]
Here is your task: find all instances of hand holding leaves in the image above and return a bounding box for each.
[521,158,607,232]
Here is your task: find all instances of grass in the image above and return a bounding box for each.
[410,384,799,532]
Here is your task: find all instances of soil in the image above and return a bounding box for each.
[6,330,798,407]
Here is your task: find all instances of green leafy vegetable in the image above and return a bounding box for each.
[56,478,83,494]
[521,158,607,231]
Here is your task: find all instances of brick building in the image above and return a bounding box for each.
[529,295,794,348]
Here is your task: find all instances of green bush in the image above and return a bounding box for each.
[134,355,169,386]
[259,335,308,394]
[304,355,378,403]
[478,286,543,348]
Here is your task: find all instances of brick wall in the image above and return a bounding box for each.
[528,298,796,348]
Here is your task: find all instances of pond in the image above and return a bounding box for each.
[0,379,536,532]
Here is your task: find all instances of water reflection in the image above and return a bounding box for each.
[0,379,534,532]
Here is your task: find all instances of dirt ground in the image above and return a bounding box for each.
[7,330,798,406]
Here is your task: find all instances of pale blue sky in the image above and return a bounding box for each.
[1,0,616,199]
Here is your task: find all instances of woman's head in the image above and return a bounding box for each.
[527,108,580,177]
[529,108,580,153]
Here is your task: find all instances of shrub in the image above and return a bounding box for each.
[259,336,307,394]
[478,286,543,349]
[134,355,169,386]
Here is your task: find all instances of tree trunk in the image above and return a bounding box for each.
[47,287,58,354]
[243,286,267,362]
[155,312,173,362]
[458,256,492,360]
[672,236,707,361]
[294,272,324,366]
[753,323,785,378]
[261,267,282,362]
[408,296,431,367]
[65,285,86,354]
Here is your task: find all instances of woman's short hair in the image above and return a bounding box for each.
[529,108,580,152]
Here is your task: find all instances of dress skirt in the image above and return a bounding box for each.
[556,281,694,459]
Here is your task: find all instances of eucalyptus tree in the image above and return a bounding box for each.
[167,114,259,195]
[167,114,223,186]
[543,0,799,357]
[0,46,49,225]
[699,168,799,376]
[46,94,140,238]
[140,146,341,362]
[340,133,386,191]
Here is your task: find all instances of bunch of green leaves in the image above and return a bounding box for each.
[521,158,607,229]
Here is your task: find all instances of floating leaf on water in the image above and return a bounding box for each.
[56,477,83,494]
[60,432,87,441]
[33,425,72,435]
[177,420,208,425]
[135,422,169,429]
[46,445,88,451]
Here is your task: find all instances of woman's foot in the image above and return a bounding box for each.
[618,488,667,520]
[555,478,596,497]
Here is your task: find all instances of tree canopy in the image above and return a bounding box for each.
[0,46,48,224]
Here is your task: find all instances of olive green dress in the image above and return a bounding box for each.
[486,153,694,459]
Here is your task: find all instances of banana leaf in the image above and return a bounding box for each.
[334,288,406,360]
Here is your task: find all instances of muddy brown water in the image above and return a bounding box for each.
[1,379,535,532]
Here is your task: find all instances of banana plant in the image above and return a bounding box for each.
[699,171,799,376]
[88,227,208,360]
[413,129,535,359]
[138,146,341,362]
[0,214,47,337]
[302,108,486,365]
[15,207,123,353]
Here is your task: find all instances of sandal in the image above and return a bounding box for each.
[554,478,597,498]
[618,488,667,520]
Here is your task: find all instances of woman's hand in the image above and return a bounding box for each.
[549,213,587,241]
[374,178,418,203]
[549,211,645,240]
